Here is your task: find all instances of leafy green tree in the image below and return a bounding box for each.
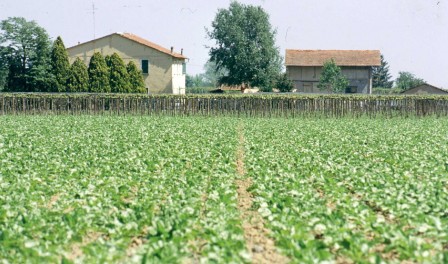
[275,72,293,92]
[186,74,206,88]
[202,61,227,87]
[108,53,131,93]
[395,71,425,91]
[0,46,10,91]
[88,52,110,93]
[207,1,282,91]
[0,17,54,92]
[50,36,70,92]
[67,58,89,92]
[127,61,146,93]
[318,59,349,93]
[372,54,393,88]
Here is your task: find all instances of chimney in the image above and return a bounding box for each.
[171,46,174,53]
[181,48,183,55]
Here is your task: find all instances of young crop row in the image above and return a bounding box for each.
[0,116,249,263]
[243,117,448,263]
[1,115,447,263]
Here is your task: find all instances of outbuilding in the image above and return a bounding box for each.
[401,84,448,95]
[67,33,188,94]
[285,50,381,94]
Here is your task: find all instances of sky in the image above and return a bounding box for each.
[1,0,447,88]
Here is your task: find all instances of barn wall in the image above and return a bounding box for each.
[287,66,372,94]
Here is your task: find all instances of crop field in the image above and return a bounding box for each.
[0,115,447,263]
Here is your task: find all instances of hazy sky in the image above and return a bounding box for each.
[1,0,447,87]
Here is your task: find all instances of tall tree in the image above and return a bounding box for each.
[67,58,89,92]
[372,54,393,88]
[88,52,110,93]
[275,72,293,92]
[127,61,146,93]
[207,1,282,91]
[50,36,70,92]
[108,53,130,93]
[0,46,10,91]
[318,59,349,93]
[186,74,205,88]
[0,17,54,92]
[395,71,425,91]
[202,61,228,87]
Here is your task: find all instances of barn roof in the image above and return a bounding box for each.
[285,50,381,67]
[67,32,187,60]
[401,83,448,94]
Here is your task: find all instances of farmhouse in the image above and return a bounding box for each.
[285,50,381,94]
[401,84,448,95]
[67,33,187,94]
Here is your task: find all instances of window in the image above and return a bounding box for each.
[182,63,186,75]
[345,86,357,94]
[141,60,149,74]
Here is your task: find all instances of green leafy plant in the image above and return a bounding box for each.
[88,52,110,93]
[318,59,349,93]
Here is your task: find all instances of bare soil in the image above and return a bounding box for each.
[235,123,289,264]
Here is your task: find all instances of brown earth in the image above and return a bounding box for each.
[235,123,289,264]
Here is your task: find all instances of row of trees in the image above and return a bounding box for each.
[372,54,425,90]
[0,17,145,93]
[318,57,426,93]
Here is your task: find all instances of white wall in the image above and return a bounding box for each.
[171,61,186,95]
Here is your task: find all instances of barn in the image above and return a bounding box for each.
[285,50,381,94]
[67,33,188,94]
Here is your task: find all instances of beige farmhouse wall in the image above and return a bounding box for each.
[67,34,186,94]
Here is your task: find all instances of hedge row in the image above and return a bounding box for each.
[1,93,448,117]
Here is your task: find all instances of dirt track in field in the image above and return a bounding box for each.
[235,123,289,264]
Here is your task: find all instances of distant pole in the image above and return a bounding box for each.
[86,2,98,39]
[92,2,97,39]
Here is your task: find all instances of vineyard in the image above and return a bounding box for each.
[0,115,447,263]
[1,93,448,117]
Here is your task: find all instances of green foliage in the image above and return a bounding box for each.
[372,54,393,88]
[67,58,89,92]
[372,87,403,94]
[318,59,349,93]
[88,52,110,93]
[185,86,216,94]
[108,53,131,93]
[186,74,205,88]
[207,1,282,91]
[126,61,146,93]
[0,116,248,263]
[0,115,447,263]
[395,71,425,91]
[50,36,70,92]
[243,117,448,263]
[202,61,228,88]
[0,17,54,92]
[275,72,293,92]
[0,46,10,91]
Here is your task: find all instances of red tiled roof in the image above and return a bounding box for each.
[118,33,187,59]
[285,50,381,67]
[67,32,187,60]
